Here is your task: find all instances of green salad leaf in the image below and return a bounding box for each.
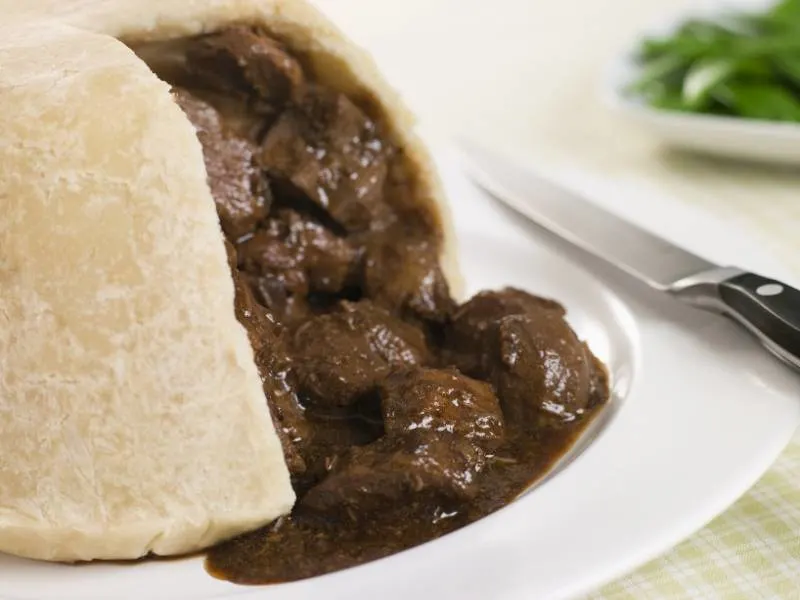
[723,83,800,121]
[774,54,800,83]
[682,58,738,108]
[771,0,800,22]
[627,0,800,123]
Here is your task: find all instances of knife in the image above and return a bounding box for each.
[459,141,800,371]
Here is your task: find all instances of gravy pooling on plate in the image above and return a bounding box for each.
[137,26,610,584]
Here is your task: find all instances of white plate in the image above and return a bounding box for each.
[2,146,799,600]
[603,0,800,166]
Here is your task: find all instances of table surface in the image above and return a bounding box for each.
[316,0,800,597]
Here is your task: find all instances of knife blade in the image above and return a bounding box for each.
[459,140,800,371]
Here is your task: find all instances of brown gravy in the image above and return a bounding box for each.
[206,388,605,583]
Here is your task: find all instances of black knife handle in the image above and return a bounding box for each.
[717,272,800,367]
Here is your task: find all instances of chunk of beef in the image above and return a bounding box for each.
[292,403,386,494]
[235,208,357,329]
[489,313,593,431]
[291,300,429,408]
[299,366,504,520]
[260,88,390,232]
[299,436,486,520]
[380,367,504,451]
[226,240,280,353]
[444,287,564,378]
[255,344,310,478]
[362,232,454,324]
[237,209,357,296]
[174,88,270,241]
[444,288,594,431]
[227,240,310,476]
[243,272,312,331]
[185,26,305,111]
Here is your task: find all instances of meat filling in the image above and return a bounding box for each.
[444,288,605,431]
[236,209,358,326]
[185,26,305,117]
[133,25,610,585]
[174,89,270,241]
[291,301,430,409]
[260,88,392,233]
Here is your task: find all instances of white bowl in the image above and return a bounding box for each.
[603,1,800,166]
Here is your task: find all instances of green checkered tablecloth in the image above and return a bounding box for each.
[587,436,800,599]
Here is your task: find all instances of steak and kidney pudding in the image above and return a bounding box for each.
[132,26,609,584]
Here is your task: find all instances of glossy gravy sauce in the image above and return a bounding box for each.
[207,390,606,583]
